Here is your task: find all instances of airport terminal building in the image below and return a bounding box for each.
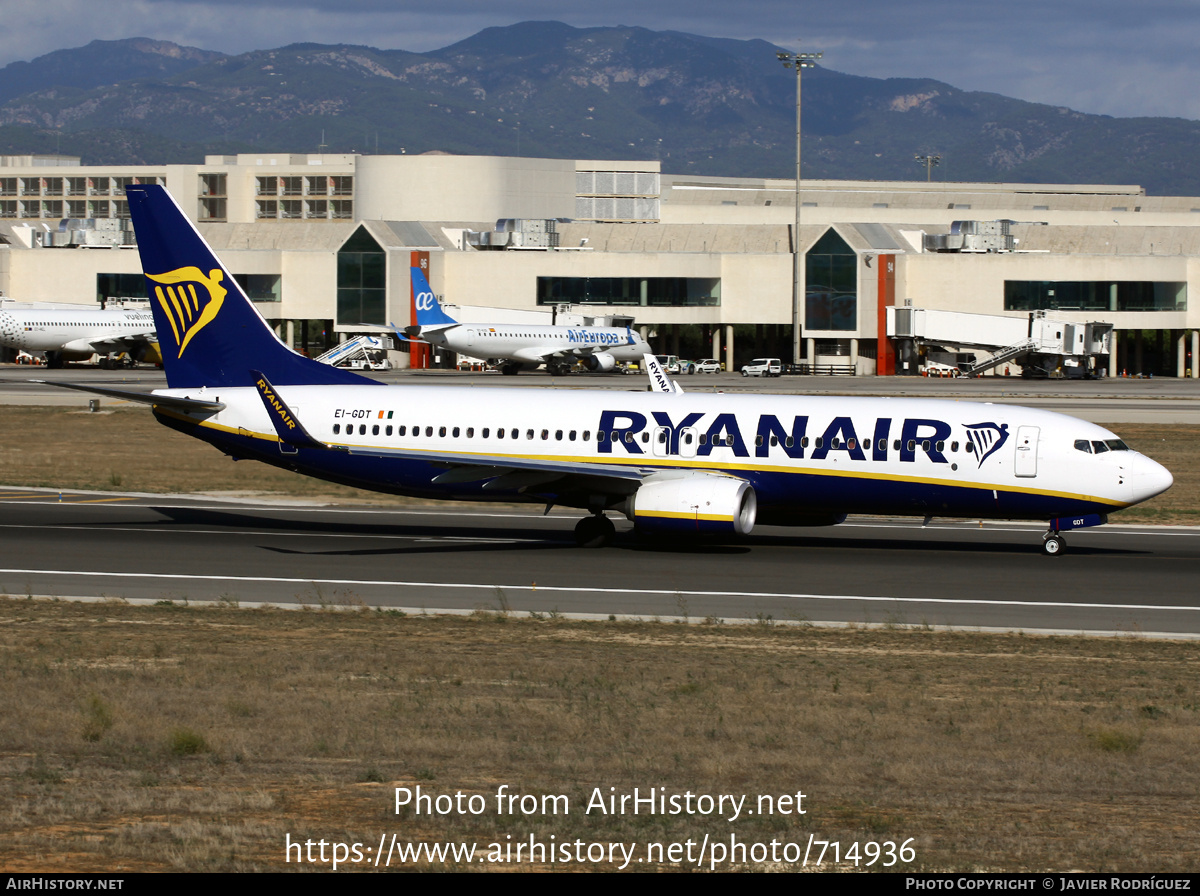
[1,151,1197,376]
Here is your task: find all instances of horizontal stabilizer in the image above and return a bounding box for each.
[32,380,225,413]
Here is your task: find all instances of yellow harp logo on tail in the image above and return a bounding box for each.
[146,267,227,358]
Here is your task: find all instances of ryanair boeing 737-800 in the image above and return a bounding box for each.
[44,186,1172,554]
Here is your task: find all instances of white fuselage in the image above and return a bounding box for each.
[424,323,651,367]
[0,307,156,356]
[154,383,1172,521]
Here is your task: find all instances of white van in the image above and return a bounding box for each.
[740,357,782,377]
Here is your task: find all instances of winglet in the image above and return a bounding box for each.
[643,353,683,394]
[250,369,326,450]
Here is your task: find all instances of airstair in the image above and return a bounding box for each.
[315,335,392,370]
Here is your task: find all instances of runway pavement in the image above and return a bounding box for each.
[2,492,1197,637]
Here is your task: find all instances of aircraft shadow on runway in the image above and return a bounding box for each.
[138,506,1146,558]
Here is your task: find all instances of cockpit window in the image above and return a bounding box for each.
[1074,439,1092,453]
[1105,439,1129,451]
[1091,441,1109,453]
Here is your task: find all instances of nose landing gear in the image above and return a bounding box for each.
[1042,530,1065,556]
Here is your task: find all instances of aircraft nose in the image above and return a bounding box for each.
[1130,455,1173,504]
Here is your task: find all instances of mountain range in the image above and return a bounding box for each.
[1,22,1197,196]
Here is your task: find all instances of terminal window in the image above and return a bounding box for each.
[536,277,719,306]
[1004,281,1186,312]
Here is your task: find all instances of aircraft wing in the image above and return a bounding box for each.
[344,442,648,496]
[61,331,157,354]
[510,346,562,363]
[252,370,647,496]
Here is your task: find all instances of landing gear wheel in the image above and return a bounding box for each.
[1042,533,1065,556]
[500,364,520,376]
[574,514,616,548]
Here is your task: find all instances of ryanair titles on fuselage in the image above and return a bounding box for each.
[595,409,1005,467]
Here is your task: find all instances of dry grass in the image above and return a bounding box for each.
[0,598,1197,872]
[0,407,1195,521]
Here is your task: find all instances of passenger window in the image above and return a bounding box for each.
[386,425,393,436]
[847,438,856,450]
[770,435,778,447]
[398,425,406,436]
[439,426,447,437]
[966,442,975,453]
[907,440,916,452]
[831,438,840,449]
[452,427,460,438]
[784,436,793,448]
[556,430,564,440]
[466,428,474,438]
[878,439,887,451]
[482,428,489,438]
[333,423,340,435]
[935,440,944,452]
[425,426,433,437]
[582,431,590,442]
[640,432,648,443]
[541,430,548,440]
[815,437,823,449]
[359,424,367,435]
[893,439,901,450]
[755,435,764,447]
[699,434,707,446]
[950,441,958,452]
[511,429,518,439]
[569,431,576,441]
[497,429,505,439]
[372,424,379,436]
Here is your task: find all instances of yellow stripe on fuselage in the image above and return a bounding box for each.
[158,409,1126,509]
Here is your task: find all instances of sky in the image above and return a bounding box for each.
[2,0,1197,121]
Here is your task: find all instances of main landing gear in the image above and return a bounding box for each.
[574,513,616,548]
[1042,530,1065,556]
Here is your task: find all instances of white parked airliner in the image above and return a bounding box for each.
[45,185,1173,555]
[397,266,652,375]
[0,302,157,367]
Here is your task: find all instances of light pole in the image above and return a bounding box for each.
[914,153,941,182]
[778,48,822,367]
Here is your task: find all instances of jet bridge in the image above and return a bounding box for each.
[887,307,1112,378]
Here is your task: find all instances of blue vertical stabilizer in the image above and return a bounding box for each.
[127,184,379,389]
[410,266,459,331]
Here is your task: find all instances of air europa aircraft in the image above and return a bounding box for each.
[48,185,1172,555]
[396,266,652,375]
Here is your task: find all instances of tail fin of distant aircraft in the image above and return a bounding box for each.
[410,266,459,332]
[126,184,376,390]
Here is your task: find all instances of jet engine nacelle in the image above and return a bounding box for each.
[582,352,617,372]
[624,472,757,536]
